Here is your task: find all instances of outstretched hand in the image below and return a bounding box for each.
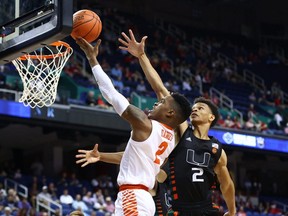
[118,29,147,58]
[75,144,101,167]
[75,38,101,61]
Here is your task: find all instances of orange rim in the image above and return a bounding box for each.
[18,41,73,60]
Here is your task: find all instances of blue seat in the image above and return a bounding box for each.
[246,211,253,216]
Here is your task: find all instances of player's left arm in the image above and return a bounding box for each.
[214,149,236,216]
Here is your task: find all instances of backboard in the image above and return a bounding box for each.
[0,0,73,65]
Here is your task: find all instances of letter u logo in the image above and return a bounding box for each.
[186,149,211,167]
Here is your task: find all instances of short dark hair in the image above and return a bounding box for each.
[171,93,192,123]
[194,97,219,128]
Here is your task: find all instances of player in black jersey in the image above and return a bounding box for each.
[119,29,236,216]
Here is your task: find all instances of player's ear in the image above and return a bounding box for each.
[167,109,175,117]
[209,114,215,122]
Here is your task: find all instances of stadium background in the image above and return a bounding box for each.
[0,0,288,215]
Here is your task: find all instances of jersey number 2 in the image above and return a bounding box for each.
[154,141,168,165]
[192,168,204,182]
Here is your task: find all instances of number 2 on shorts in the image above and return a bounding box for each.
[154,141,168,164]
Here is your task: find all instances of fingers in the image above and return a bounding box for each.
[129,29,136,41]
[118,46,128,51]
[141,36,148,44]
[118,38,129,47]
[77,149,88,154]
[75,158,87,164]
[95,39,101,48]
[81,161,89,167]
[121,32,131,42]
[75,37,88,46]
[93,143,99,152]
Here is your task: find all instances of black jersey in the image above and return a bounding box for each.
[168,125,222,214]
[153,181,171,216]
[154,162,171,216]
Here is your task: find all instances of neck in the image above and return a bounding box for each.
[193,124,210,140]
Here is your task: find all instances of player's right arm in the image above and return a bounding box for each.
[118,29,169,101]
[118,30,189,137]
[76,144,124,166]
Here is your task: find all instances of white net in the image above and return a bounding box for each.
[12,41,73,108]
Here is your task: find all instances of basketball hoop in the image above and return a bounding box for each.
[12,41,73,108]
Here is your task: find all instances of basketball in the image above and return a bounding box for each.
[71,9,102,43]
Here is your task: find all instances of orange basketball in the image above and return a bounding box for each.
[71,9,102,43]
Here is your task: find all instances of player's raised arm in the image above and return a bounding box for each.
[118,29,170,100]
[75,38,152,141]
[118,30,190,137]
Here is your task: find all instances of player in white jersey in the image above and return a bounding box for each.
[75,37,192,216]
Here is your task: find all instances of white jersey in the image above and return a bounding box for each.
[117,120,175,190]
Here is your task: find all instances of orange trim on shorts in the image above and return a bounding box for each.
[119,184,149,192]
[122,189,138,216]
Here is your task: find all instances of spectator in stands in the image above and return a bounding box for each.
[6,189,19,204]
[135,78,147,95]
[3,194,18,214]
[57,172,69,187]
[237,206,246,216]
[273,94,282,107]
[104,196,115,215]
[91,178,99,188]
[110,63,122,80]
[72,194,89,213]
[112,77,124,93]
[13,169,22,180]
[47,182,57,199]
[255,120,268,133]
[85,91,97,106]
[17,196,32,215]
[245,117,256,131]
[70,172,80,187]
[82,191,95,209]
[232,116,243,129]
[92,189,106,212]
[211,93,220,107]
[0,183,6,199]
[224,115,235,128]
[269,203,281,215]
[217,114,226,127]
[248,92,257,104]
[272,109,284,130]
[1,206,12,216]
[247,104,256,120]
[60,189,74,205]
[182,78,192,92]
[37,186,51,204]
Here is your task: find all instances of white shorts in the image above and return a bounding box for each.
[114,188,155,216]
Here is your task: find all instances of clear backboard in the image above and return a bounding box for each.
[0,0,73,64]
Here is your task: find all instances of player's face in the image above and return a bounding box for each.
[190,102,214,126]
[147,95,173,120]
